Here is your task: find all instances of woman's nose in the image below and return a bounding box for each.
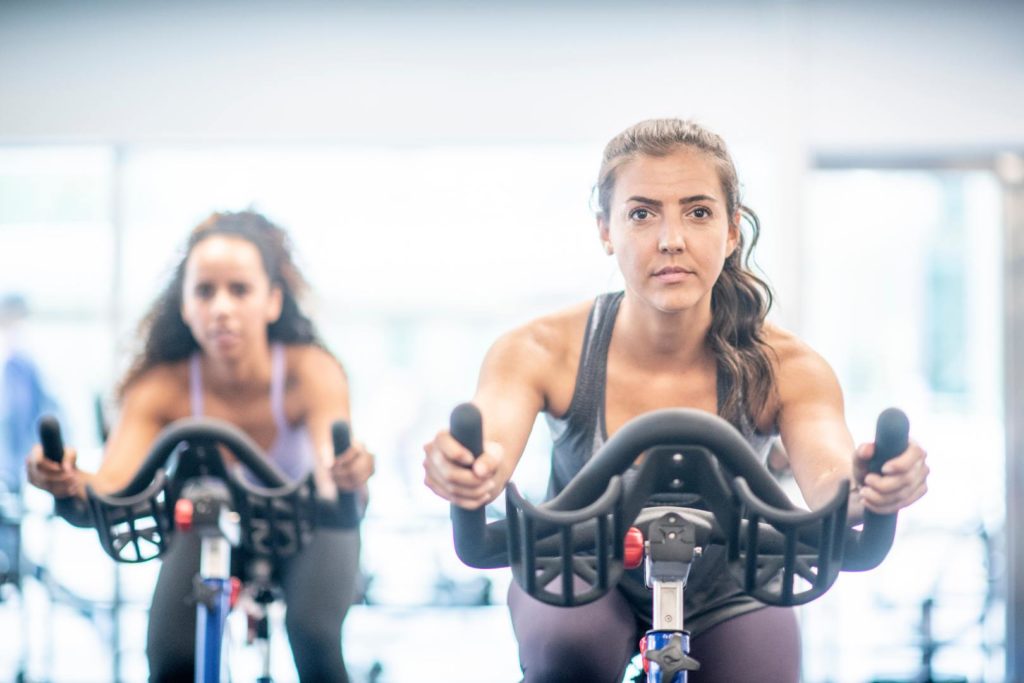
[658,219,686,254]
[210,289,234,316]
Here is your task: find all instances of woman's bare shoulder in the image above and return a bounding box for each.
[762,322,841,394]
[490,300,592,369]
[284,343,348,396]
[120,361,191,420]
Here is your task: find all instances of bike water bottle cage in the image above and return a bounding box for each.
[86,418,316,565]
[452,408,909,609]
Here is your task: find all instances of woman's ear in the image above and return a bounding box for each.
[597,215,614,255]
[266,285,284,324]
[727,212,741,256]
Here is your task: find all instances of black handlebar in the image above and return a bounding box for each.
[39,414,65,463]
[843,407,909,571]
[332,421,361,529]
[36,414,94,527]
[37,414,362,560]
[115,417,290,497]
[449,404,909,606]
[449,403,492,564]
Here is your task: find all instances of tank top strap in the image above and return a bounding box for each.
[189,353,204,417]
[269,343,288,432]
[561,291,623,437]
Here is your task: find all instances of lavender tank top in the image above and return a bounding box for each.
[189,343,317,481]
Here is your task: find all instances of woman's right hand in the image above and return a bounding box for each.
[422,429,504,510]
[25,444,82,499]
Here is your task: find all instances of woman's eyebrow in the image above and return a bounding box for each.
[625,194,719,206]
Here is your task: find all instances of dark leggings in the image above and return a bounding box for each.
[508,581,801,683]
[146,527,360,683]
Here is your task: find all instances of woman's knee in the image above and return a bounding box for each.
[518,623,632,682]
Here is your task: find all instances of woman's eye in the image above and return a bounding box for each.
[629,208,652,221]
[691,207,711,219]
[195,284,214,298]
[229,283,250,297]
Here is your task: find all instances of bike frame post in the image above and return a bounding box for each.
[177,477,241,683]
[642,513,701,683]
[197,536,233,683]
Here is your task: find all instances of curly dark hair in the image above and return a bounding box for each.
[117,210,322,399]
[595,118,776,430]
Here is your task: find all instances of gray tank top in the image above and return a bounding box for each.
[544,291,778,634]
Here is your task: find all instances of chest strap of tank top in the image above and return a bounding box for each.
[270,343,288,433]
[189,353,204,417]
[569,291,623,436]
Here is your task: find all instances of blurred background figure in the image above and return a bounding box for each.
[1,293,57,496]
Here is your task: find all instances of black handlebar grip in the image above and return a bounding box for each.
[870,407,909,474]
[449,403,489,565]
[845,407,910,571]
[332,421,351,457]
[39,414,65,463]
[332,420,361,529]
[450,402,484,458]
[37,414,94,527]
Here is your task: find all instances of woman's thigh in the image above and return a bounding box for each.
[688,606,800,683]
[508,579,640,683]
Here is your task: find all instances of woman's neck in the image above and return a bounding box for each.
[615,293,714,370]
[201,341,274,392]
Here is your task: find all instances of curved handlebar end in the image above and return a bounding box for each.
[331,420,361,529]
[449,403,497,567]
[844,408,911,571]
[38,414,65,463]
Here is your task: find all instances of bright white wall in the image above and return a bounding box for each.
[2,0,1021,328]
[0,0,1021,149]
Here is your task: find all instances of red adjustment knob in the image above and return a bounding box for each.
[624,526,644,570]
[174,498,194,531]
[229,577,242,609]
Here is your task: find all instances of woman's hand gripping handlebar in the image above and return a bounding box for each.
[331,422,362,529]
[32,414,94,527]
[448,403,910,608]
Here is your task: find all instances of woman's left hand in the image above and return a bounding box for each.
[331,441,375,492]
[853,439,929,514]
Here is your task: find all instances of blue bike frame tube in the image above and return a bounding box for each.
[196,577,231,682]
[645,630,689,683]
[197,537,233,683]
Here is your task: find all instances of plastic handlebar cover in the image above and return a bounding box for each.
[332,420,361,529]
[843,407,910,571]
[451,403,484,457]
[39,414,64,463]
[449,403,494,566]
[870,407,910,474]
[37,414,96,527]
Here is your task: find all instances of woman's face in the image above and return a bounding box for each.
[180,235,282,361]
[598,147,739,316]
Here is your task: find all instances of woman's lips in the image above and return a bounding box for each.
[653,267,694,283]
[210,330,240,346]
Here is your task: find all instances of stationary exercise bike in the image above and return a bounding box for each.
[448,404,909,682]
[38,415,360,683]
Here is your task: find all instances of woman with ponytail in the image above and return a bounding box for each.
[423,119,929,682]
[28,210,373,682]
